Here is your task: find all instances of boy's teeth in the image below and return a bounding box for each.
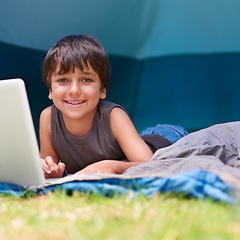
[67,101,83,105]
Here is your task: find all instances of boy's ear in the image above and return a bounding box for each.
[100,88,106,99]
[48,90,53,100]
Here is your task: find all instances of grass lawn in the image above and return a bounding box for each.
[0,191,239,240]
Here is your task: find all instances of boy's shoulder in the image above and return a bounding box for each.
[98,100,126,114]
[40,106,52,118]
[39,106,52,133]
[99,99,119,108]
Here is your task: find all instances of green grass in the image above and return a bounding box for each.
[0,191,239,240]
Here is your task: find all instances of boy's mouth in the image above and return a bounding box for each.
[65,100,85,105]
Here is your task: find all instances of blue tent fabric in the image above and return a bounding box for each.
[0,170,236,204]
[1,1,240,133]
[0,183,28,197]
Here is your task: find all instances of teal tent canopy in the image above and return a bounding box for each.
[1,0,240,134]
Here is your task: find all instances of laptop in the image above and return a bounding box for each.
[0,78,47,187]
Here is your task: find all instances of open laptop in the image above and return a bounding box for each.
[0,78,49,188]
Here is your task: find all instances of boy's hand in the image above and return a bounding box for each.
[41,156,65,178]
[75,160,116,175]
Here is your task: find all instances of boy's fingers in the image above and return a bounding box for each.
[41,158,65,178]
[45,156,57,171]
[40,158,51,174]
[57,162,65,175]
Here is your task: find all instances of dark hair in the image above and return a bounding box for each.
[42,35,111,89]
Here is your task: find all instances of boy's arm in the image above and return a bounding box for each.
[76,107,153,175]
[75,160,144,175]
[39,107,65,178]
[110,107,153,164]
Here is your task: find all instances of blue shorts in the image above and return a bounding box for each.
[140,124,189,144]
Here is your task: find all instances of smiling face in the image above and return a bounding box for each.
[49,61,106,124]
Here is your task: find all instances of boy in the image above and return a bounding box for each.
[40,35,171,178]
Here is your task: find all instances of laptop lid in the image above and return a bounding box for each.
[0,78,45,187]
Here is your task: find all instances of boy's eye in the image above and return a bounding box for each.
[57,78,68,83]
[82,78,92,83]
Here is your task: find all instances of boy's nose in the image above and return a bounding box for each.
[69,81,81,95]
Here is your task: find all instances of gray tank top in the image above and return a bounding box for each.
[51,100,126,174]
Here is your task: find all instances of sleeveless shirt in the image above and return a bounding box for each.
[51,100,126,174]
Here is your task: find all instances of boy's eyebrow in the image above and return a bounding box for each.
[52,72,62,76]
[82,70,97,76]
[52,69,97,77]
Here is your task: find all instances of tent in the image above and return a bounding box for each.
[1,1,240,203]
[1,0,240,135]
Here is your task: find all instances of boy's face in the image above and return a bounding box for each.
[48,61,106,122]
